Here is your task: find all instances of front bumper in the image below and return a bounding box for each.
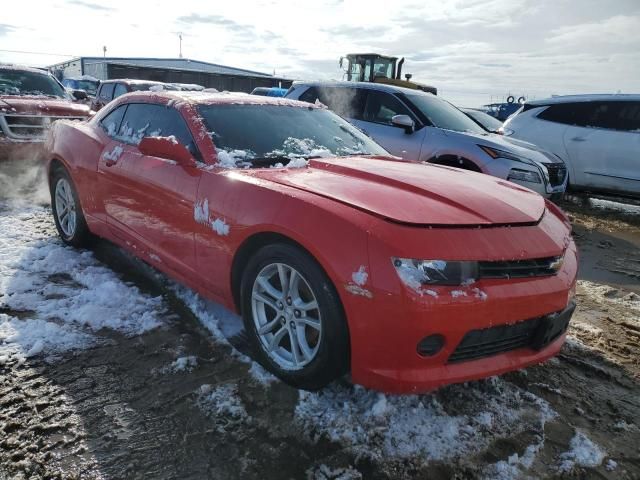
[343,223,577,394]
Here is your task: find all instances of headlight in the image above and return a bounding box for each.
[478,145,528,162]
[507,168,542,184]
[392,258,478,286]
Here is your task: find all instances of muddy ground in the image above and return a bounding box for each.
[0,161,639,479]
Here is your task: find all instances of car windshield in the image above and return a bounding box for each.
[130,83,180,92]
[0,69,68,98]
[404,94,487,135]
[72,80,98,96]
[464,109,503,132]
[197,104,389,168]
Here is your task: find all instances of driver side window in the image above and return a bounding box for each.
[362,91,413,125]
[116,103,202,161]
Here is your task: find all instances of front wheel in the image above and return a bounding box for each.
[240,243,350,390]
[50,166,92,247]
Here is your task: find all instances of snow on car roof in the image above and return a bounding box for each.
[527,93,640,106]
[127,90,319,108]
[0,63,52,75]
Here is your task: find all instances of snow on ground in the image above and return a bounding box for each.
[162,355,198,373]
[295,378,556,466]
[557,430,606,472]
[589,198,640,216]
[197,382,249,426]
[0,203,166,363]
[306,464,363,480]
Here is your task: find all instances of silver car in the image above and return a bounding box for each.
[286,81,568,198]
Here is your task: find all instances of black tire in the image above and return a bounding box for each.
[240,243,350,390]
[50,165,92,247]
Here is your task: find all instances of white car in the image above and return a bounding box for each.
[502,94,640,199]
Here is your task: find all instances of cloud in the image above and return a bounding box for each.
[67,0,115,11]
[0,24,16,37]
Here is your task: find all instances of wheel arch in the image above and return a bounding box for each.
[230,231,341,313]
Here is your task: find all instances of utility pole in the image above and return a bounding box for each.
[103,46,107,57]
[178,33,183,58]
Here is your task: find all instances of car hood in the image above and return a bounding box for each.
[440,129,562,165]
[246,156,546,226]
[0,97,90,117]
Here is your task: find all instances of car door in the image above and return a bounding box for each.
[96,101,202,275]
[92,82,114,111]
[346,89,423,160]
[563,101,640,195]
[112,82,128,100]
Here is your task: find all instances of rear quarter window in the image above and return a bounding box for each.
[98,83,114,101]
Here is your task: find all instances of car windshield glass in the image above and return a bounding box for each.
[0,70,68,98]
[73,80,98,95]
[130,83,180,92]
[405,94,486,134]
[465,109,503,131]
[197,104,389,168]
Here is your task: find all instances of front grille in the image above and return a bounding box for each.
[0,114,85,140]
[448,318,540,363]
[546,163,567,187]
[448,303,575,363]
[478,256,561,279]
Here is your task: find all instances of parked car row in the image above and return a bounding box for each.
[44,90,578,392]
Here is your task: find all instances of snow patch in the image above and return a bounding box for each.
[451,290,467,298]
[351,266,368,286]
[163,355,198,373]
[0,205,165,362]
[194,198,230,236]
[345,284,373,299]
[197,382,249,422]
[295,379,556,464]
[557,431,606,472]
[103,145,124,162]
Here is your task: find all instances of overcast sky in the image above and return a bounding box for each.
[2,0,639,106]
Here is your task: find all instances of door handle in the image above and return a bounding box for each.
[571,136,586,142]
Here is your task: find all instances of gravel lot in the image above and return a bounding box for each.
[1,160,639,480]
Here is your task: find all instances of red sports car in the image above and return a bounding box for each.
[45,91,577,393]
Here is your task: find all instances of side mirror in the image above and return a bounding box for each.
[392,114,415,134]
[71,89,88,101]
[138,136,196,167]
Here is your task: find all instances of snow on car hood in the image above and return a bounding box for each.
[0,97,90,117]
[440,129,562,165]
[248,156,546,226]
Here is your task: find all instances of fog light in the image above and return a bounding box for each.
[417,334,445,357]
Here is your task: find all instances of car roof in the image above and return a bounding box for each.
[291,80,433,97]
[101,78,167,86]
[117,90,319,108]
[0,63,53,75]
[527,93,640,106]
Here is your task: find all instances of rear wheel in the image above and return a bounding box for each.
[50,166,92,247]
[240,243,350,390]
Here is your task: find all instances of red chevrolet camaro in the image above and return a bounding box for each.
[45,91,577,393]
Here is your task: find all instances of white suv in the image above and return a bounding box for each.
[502,95,640,199]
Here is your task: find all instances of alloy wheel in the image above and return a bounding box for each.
[54,178,77,238]
[251,263,322,370]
